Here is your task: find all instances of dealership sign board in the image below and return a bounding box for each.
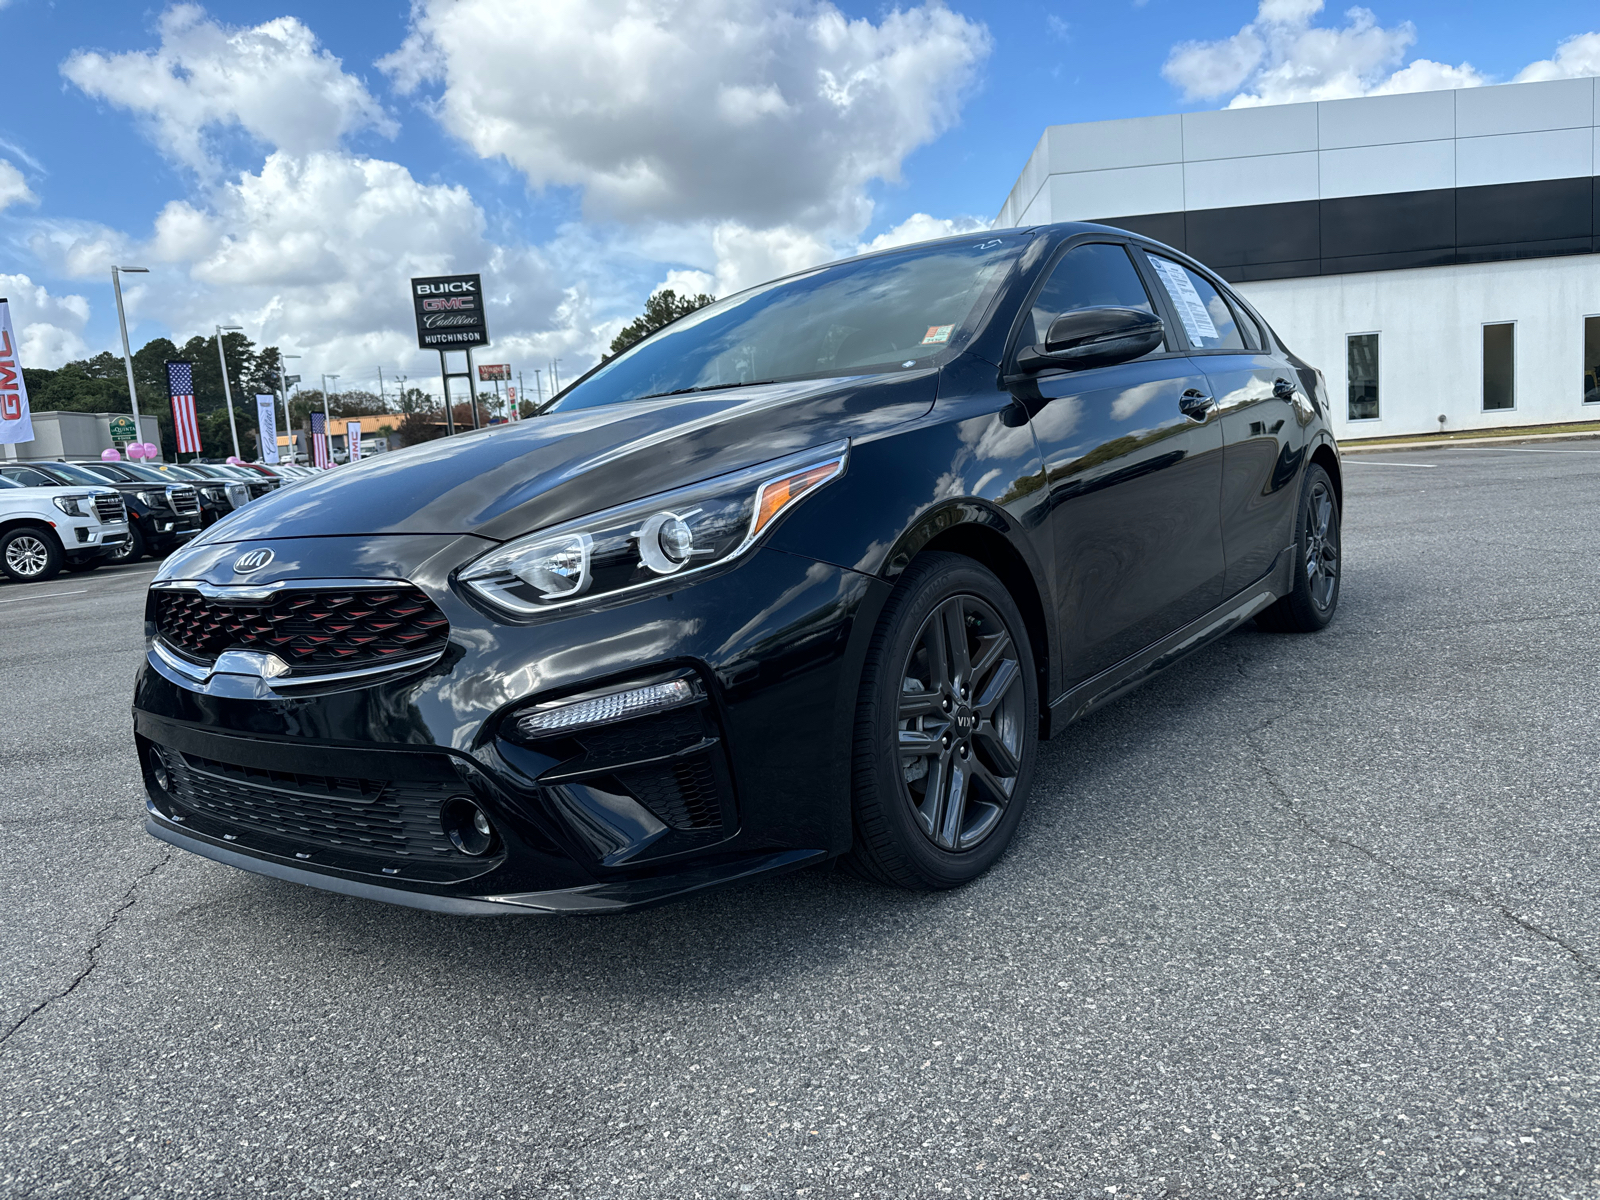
[256,395,279,464]
[0,299,34,445]
[411,274,489,350]
[477,363,511,381]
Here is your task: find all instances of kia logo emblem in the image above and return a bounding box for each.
[233,549,274,573]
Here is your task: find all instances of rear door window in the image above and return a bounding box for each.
[1144,255,1246,351]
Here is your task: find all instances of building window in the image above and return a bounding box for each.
[1483,323,1515,411]
[1346,333,1379,420]
[1585,316,1600,405]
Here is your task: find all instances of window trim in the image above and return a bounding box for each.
[1344,331,1382,423]
[1481,320,1518,413]
[1582,313,1600,406]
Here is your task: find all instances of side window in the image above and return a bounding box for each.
[1029,243,1163,352]
[1144,254,1246,351]
[1232,296,1265,350]
[2,467,54,486]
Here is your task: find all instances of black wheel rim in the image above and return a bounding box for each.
[896,594,1025,852]
[1305,479,1339,611]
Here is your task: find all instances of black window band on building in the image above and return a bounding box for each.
[1087,175,1600,284]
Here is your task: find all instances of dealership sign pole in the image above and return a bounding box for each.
[256,395,279,464]
[411,273,489,437]
[0,298,34,451]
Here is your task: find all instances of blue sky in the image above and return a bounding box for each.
[2,0,1596,393]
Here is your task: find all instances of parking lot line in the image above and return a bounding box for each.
[1343,460,1438,468]
[1485,447,1600,455]
[0,588,88,604]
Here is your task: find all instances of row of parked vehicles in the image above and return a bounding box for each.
[0,457,326,582]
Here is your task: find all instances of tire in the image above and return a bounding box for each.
[845,552,1039,890]
[1257,463,1341,633]
[64,557,102,573]
[106,523,146,565]
[1,526,63,583]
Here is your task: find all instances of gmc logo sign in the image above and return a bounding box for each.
[422,297,475,312]
[0,330,20,421]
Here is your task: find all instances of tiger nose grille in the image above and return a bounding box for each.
[166,753,459,861]
[167,487,201,515]
[93,494,125,523]
[155,586,449,672]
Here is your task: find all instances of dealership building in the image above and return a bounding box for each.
[994,76,1600,439]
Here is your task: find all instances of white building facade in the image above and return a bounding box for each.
[994,78,1600,439]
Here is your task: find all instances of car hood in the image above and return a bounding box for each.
[196,371,938,543]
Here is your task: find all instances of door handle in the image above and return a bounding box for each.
[1179,389,1214,420]
[1273,377,1297,400]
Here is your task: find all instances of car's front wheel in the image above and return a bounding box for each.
[847,552,1038,890]
[1,526,63,583]
[106,523,145,565]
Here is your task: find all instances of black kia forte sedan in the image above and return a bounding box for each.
[134,223,1342,914]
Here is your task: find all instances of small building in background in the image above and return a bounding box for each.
[0,411,164,462]
[994,76,1600,439]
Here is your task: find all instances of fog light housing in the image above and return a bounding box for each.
[441,796,496,856]
[511,678,696,738]
[149,748,172,793]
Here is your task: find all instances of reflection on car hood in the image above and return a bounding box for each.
[195,372,937,543]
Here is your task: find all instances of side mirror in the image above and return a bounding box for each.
[1014,307,1164,375]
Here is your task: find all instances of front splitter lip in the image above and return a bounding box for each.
[146,817,825,916]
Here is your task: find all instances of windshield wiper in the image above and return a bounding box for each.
[634,380,777,401]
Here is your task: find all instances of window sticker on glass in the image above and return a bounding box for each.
[922,324,955,345]
[1147,256,1217,343]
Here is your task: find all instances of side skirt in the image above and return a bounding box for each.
[1049,545,1294,728]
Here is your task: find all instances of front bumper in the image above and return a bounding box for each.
[133,538,888,913]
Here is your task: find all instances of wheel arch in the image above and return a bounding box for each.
[1310,439,1342,511]
[0,517,65,553]
[901,515,1055,739]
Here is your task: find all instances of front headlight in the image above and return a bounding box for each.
[136,491,163,507]
[459,440,848,618]
[51,495,89,517]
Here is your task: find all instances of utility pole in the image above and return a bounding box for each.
[279,353,300,464]
[533,369,543,412]
[111,266,149,433]
[377,365,387,409]
[321,373,339,464]
[216,323,245,460]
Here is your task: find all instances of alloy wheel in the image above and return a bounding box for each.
[1304,479,1340,611]
[5,535,51,579]
[896,594,1026,852]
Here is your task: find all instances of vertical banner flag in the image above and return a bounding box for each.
[0,298,35,445]
[166,361,201,454]
[256,395,279,464]
[346,420,362,462]
[310,411,329,469]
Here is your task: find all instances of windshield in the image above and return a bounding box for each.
[45,462,113,486]
[117,463,170,482]
[553,234,1026,412]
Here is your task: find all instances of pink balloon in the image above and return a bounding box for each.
[126,443,146,460]
[142,442,158,458]
[226,455,242,465]
[101,448,122,462]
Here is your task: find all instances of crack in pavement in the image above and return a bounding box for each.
[0,849,173,1051]
[1240,721,1599,983]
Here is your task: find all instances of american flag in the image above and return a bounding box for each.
[310,410,330,469]
[166,361,201,454]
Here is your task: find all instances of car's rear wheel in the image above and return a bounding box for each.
[846,552,1038,890]
[1257,462,1341,632]
[1,527,63,583]
[64,557,102,573]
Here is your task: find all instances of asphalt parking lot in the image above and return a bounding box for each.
[2,441,1598,1200]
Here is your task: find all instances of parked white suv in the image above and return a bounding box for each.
[0,474,129,582]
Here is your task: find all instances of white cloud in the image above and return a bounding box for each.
[0,159,36,211]
[1163,1,1486,107]
[1165,2,1599,108]
[856,212,989,254]
[62,4,395,174]
[1515,32,1600,82]
[382,0,989,233]
[0,274,92,368]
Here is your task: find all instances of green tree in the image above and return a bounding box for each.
[607,288,715,358]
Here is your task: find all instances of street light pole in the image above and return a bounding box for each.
[279,353,300,464]
[321,373,339,464]
[111,266,148,434]
[215,323,245,460]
